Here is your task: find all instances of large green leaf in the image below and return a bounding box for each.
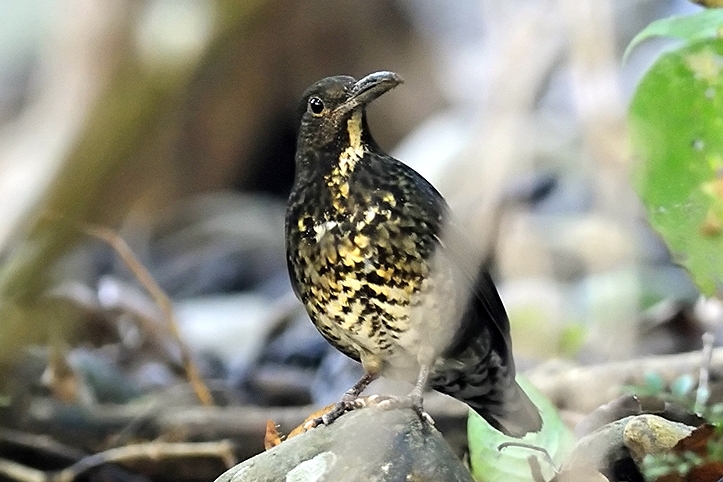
[624,9,723,62]
[467,377,574,482]
[630,38,723,295]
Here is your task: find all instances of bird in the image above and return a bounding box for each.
[285,71,542,437]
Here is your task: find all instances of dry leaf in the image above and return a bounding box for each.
[264,419,283,450]
[654,424,723,482]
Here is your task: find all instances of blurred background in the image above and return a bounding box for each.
[0,0,713,472]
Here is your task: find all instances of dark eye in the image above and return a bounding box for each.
[308,96,325,115]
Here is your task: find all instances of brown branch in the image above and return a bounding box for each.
[0,440,236,482]
[81,223,213,406]
[0,427,85,463]
[696,332,715,412]
[53,440,236,482]
[0,459,46,482]
[529,348,723,413]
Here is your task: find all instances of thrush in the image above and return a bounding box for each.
[285,71,541,437]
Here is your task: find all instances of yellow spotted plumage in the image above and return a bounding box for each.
[286,72,541,436]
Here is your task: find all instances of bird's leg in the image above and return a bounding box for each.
[408,363,430,417]
[399,362,435,425]
[339,370,378,404]
[316,354,383,426]
[373,352,435,425]
[305,370,379,429]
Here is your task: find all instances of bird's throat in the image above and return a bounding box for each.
[338,110,365,175]
[326,110,367,210]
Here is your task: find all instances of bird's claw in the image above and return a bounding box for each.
[408,391,434,425]
[302,393,434,431]
[303,397,367,430]
[372,393,435,425]
[418,409,435,425]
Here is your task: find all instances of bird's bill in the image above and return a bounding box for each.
[337,71,403,114]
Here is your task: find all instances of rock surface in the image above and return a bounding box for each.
[214,406,474,482]
[563,413,696,481]
[623,414,695,465]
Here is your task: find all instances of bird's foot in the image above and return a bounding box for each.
[302,395,367,430]
[373,392,435,425]
[408,390,435,426]
[302,392,434,431]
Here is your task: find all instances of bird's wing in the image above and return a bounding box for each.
[285,242,303,300]
[430,205,514,364]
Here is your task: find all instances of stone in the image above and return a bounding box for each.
[623,414,695,465]
[214,406,474,482]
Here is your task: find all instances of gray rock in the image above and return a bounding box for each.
[623,414,695,466]
[563,416,634,474]
[215,406,474,482]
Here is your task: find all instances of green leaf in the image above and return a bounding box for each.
[629,38,723,295]
[467,376,574,482]
[624,9,723,62]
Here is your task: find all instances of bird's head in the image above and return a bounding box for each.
[295,71,403,153]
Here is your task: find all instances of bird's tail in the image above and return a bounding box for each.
[430,262,542,437]
[467,380,542,438]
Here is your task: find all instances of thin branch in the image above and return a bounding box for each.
[53,440,236,482]
[530,348,723,413]
[81,223,213,406]
[499,441,558,471]
[0,459,47,482]
[0,440,235,482]
[696,331,715,413]
[0,428,85,463]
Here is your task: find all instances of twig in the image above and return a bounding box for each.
[53,440,236,482]
[81,223,213,406]
[499,441,558,471]
[696,331,715,413]
[529,348,723,413]
[0,440,236,482]
[0,427,86,463]
[23,394,469,463]
[0,459,46,482]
